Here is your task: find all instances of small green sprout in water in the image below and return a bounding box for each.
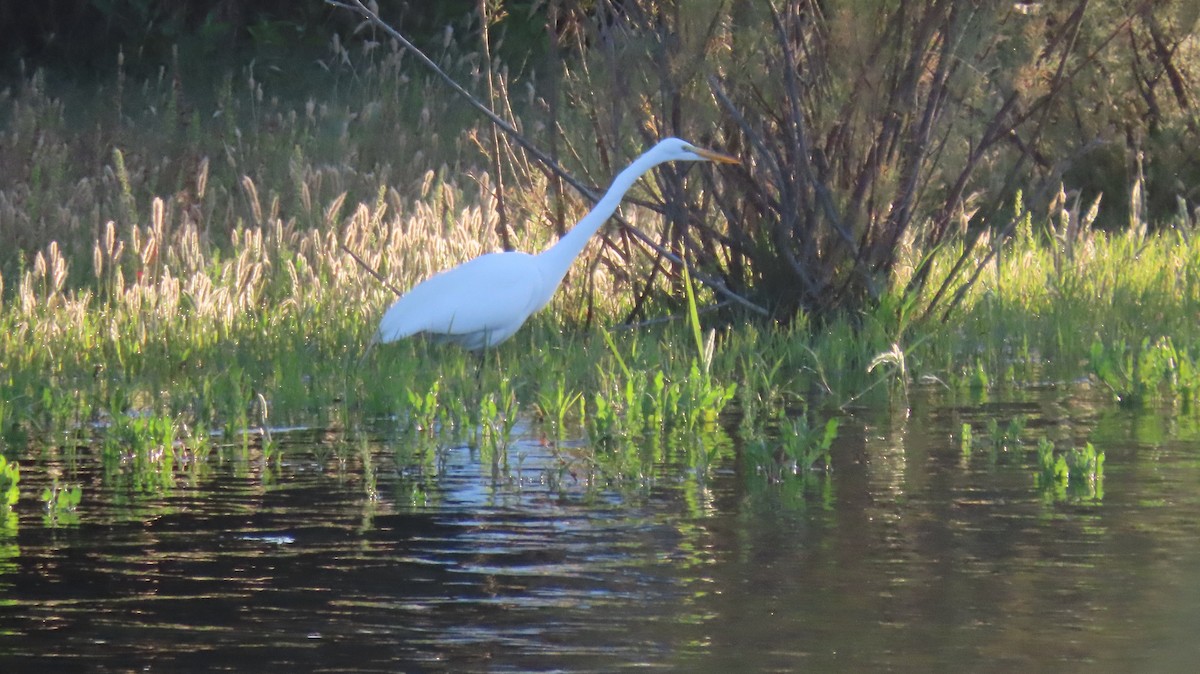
[1065,442,1104,499]
[42,468,82,527]
[254,392,279,469]
[405,379,441,438]
[586,391,620,451]
[779,412,840,475]
[478,377,519,465]
[1034,439,1104,502]
[534,382,582,447]
[985,415,1026,454]
[1035,437,1068,488]
[961,416,1026,462]
[737,353,788,440]
[969,360,990,391]
[671,361,737,436]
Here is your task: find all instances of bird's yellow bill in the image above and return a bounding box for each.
[692,146,740,164]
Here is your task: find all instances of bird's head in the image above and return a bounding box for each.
[654,137,740,165]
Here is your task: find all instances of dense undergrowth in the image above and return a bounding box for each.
[1,14,1199,514]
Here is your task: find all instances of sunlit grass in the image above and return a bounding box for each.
[898,219,1200,392]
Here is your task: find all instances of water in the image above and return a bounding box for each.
[3,385,1200,672]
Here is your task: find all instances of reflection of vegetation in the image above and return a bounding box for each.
[960,423,974,456]
[1035,440,1105,503]
[961,415,1027,459]
[101,411,209,494]
[740,437,836,513]
[357,437,379,507]
[986,416,1027,454]
[0,456,18,507]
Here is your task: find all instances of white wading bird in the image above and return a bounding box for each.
[374,137,739,351]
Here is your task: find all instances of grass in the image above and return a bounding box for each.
[1,39,1199,516]
[908,215,1200,390]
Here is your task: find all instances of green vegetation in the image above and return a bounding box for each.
[0,457,16,536]
[0,1,1198,522]
[40,468,82,527]
[1035,440,1106,503]
[1089,337,1200,408]
[0,456,18,508]
[961,414,1030,459]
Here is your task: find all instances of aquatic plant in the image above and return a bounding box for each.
[1035,437,1069,492]
[1034,439,1104,503]
[41,469,82,528]
[961,415,1028,460]
[405,380,442,439]
[1070,438,1104,484]
[986,415,1027,454]
[581,283,738,459]
[740,408,840,488]
[97,409,211,493]
[0,456,19,509]
[534,381,583,448]
[780,413,841,475]
[1089,337,1200,408]
[477,376,520,463]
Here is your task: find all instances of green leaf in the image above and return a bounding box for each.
[822,417,840,449]
[681,262,704,365]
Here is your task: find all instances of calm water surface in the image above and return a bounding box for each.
[2,385,1200,672]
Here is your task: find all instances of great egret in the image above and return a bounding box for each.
[374,137,738,351]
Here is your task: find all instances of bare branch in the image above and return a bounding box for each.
[339,241,402,297]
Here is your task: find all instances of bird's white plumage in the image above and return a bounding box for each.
[376,252,544,350]
[374,137,738,351]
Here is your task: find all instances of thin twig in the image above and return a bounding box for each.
[339,241,402,297]
[613,301,733,331]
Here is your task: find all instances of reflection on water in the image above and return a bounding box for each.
[2,386,1200,672]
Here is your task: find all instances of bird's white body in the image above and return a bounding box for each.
[376,251,547,350]
[375,138,738,350]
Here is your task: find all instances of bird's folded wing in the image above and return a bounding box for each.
[376,252,544,342]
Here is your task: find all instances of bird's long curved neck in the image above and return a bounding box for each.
[537,150,662,285]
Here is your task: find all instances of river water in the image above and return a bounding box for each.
[2,385,1199,672]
